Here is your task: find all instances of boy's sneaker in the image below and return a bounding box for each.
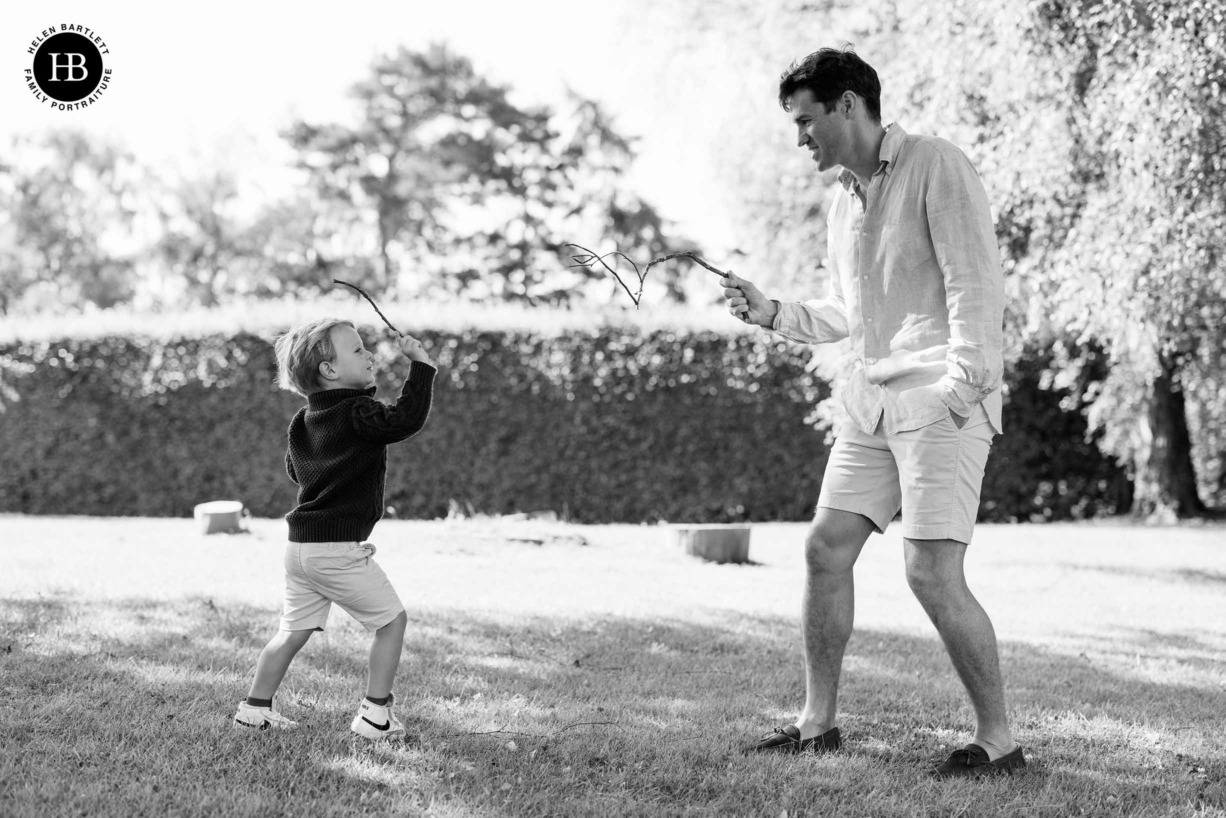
[351,696,405,741]
[233,701,299,731]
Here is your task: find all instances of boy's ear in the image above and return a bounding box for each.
[318,360,337,382]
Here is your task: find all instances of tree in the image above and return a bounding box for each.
[887,0,1226,516]
[630,0,1226,514]
[534,91,687,304]
[616,0,860,300]
[0,131,139,313]
[1031,0,1226,517]
[240,193,369,299]
[284,43,687,305]
[151,167,246,308]
[284,43,503,295]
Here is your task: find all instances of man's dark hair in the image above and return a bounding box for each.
[778,45,882,122]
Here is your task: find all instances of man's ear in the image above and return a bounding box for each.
[841,90,857,117]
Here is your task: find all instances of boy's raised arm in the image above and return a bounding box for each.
[351,336,436,443]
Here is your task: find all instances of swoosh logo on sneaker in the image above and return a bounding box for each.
[362,716,391,732]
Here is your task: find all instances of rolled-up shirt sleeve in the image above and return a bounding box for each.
[771,238,851,345]
[925,149,1005,417]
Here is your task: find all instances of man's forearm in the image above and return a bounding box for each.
[769,298,850,344]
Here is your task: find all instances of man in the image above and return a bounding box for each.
[723,46,1023,778]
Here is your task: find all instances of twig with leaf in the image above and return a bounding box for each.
[564,244,731,309]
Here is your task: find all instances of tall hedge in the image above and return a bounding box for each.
[0,328,1128,523]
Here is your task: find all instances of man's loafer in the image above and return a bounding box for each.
[743,725,842,754]
[932,743,1026,778]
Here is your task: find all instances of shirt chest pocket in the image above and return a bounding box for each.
[879,217,935,285]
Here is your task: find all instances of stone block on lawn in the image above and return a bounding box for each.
[672,524,752,564]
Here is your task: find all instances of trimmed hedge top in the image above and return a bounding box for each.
[0,323,1129,523]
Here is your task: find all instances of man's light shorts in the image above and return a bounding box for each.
[817,405,995,544]
[280,541,404,633]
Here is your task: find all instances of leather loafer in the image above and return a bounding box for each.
[932,743,1026,778]
[743,725,842,754]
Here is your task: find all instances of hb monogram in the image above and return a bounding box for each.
[47,53,89,82]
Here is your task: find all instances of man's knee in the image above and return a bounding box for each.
[805,511,871,575]
[904,562,945,606]
[904,539,967,607]
[378,610,407,636]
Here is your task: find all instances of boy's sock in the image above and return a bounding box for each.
[245,696,273,708]
[365,694,391,706]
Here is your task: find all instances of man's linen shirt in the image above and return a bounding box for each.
[772,124,1005,436]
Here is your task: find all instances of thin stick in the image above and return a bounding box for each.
[333,279,403,337]
[643,251,728,279]
[643,252,748,323]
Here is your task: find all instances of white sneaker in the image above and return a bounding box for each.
[233,701,299,731]
[350,696,405,741]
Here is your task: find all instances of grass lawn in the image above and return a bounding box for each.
[1,514,1224,817]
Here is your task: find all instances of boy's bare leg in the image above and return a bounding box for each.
[248,629,314,700]
[366,611,408,700]
[795,508,875,738]
[904,537,1016,759]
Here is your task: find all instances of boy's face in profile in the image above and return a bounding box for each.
[321,324,376,391]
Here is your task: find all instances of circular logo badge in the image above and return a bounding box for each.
[25,25,112,110]
[33,33,103,101]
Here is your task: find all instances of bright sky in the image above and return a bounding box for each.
[4,0,735,250]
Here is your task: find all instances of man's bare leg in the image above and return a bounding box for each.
[794,508,876,739]
[904,537,1015,759]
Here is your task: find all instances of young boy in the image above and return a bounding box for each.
[233,318,436,740]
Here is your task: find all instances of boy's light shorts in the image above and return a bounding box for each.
[280,541,404,633]
[817,404,995,545]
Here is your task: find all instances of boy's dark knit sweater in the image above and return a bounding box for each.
[285,362,436,543]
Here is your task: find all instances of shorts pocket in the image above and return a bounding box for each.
[951,403,991,432]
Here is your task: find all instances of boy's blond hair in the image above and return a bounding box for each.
[274,318,354,397]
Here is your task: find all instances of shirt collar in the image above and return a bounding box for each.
[837,122,905,191]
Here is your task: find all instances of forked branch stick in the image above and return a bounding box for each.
[565,244,730,309]
[564,244,646,306]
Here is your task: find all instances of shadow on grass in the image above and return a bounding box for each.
[0,595,73,643]
[2,593,1224,817]
[1060,562,1226,587]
